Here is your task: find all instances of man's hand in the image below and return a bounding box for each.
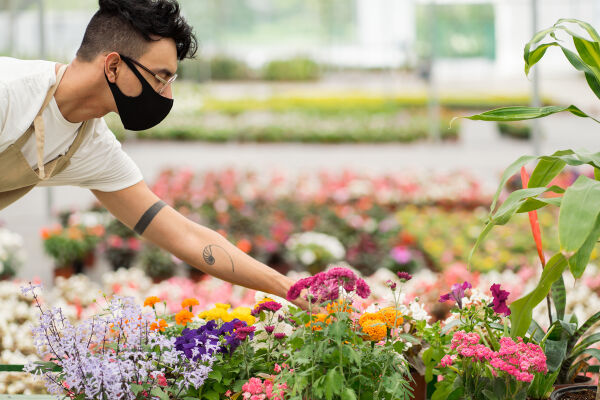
[93,181,301,302]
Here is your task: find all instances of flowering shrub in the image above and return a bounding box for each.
[0,227,25,279]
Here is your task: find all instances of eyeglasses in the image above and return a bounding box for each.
[120,55,177,95]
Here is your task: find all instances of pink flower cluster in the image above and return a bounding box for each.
[287,266,370,303]
[240,377,288,400]
[443,331,547,382]
[252,301,283,316]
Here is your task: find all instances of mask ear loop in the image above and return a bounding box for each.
[120,57,158,94]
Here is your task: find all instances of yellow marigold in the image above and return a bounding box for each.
[150,319,168,332]
[215,303,231,310]
[181,298,200,309]
[175,309,194,326]
[305,313,331,331]
[231,307,256,326]
[378,307,403,328]
[199,304,231,322]
[143,296,161,307]
[258,297,275,304]
[361,319,387,341]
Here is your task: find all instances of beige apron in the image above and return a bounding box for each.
[0,65,90,211]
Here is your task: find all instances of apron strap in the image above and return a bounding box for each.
[32,64,68,179]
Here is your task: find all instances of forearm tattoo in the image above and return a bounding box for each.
[203,244,235,272]
[133,200,167,235]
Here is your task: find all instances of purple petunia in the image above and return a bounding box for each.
[490,284,511,316]
[439,282,472,309]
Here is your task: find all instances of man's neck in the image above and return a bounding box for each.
[53,59,113,123]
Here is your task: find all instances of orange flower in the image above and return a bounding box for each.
[236,239,252,254]
[150,319,168,332]
[305,313,331,331]
[181,298,199,309]
[378,307,403,328]
[144,296,161,307]
[175,309,194,326]
[326,299,353,315]
[361,319,387,341]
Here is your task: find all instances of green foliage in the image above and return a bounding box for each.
[262,57,320,81]
[209,55,251,80]
[140,244,177,281]
[497,121,531,140]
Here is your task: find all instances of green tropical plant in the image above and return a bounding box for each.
[463,17,600,394]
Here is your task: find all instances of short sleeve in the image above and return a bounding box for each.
[0,81,9,136]
[41,118,144,191]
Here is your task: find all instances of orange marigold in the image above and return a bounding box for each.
[361,319,387,341]
[181,298,200,309]
[150,319,168,332]
[358,312,383,326]
[175,309,194,326]
[305,313,332,331]
[144,296,161,307]
[326,299,353,315]
[378,307,404,328]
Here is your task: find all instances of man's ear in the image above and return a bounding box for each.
[104,52,122,83]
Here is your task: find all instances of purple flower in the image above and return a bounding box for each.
[390,246,412,264]
[274,333,286,340]
[264,325,275,334]
[490,284,511,316]
[287,277,314,301]
[397,272,413,282]
[386,280,397,291]
[439,282,472,309]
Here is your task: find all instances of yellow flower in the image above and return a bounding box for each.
[377,307,403,328]
[150,319,168,332]
[258,297,275,304]
[181,298,200,309]
[361,319,387,341]
[215,303,231,310]
[231,307,256,325]
[358,312,382,326]
[144,296,161,308]
[175,309,194,326]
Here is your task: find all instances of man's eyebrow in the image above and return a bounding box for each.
[152,68,176,77]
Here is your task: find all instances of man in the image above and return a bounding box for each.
[0,0,305,308]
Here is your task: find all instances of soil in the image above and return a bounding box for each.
[558,389,596,400]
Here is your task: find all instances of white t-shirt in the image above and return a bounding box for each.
[0,57,143,192]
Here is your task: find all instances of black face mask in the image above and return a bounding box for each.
[105,57,174,131]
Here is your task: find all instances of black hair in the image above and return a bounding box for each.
[76,0,197,62]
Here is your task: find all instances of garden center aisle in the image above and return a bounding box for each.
[1,111,598,286]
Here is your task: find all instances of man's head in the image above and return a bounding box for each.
[73,0,197,130]
[77,0,197,62]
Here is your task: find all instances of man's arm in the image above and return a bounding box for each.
[92,181,300,304]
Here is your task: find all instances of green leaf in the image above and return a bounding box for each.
[551,275,567,321]
[580,348,600,363]
[203,390,219,400]
[150,388,170,400]
[528,157,567,188]
[517,197,562,213]
[572,312,600,345]
[595,168,600,180]
[545,339,568,372]
[342,388,357,400]
[462,105,600,124]
[324,367,343,400]
[490,155,537,212]
[525,42,559,75]
[208,369,222,382]
[558,176,600,255]
[568,212,600,277]
[510,253,568,338]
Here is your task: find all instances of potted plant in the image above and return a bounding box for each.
[41,225,89,278]
[103,218,140,270]
[140,243,177,282]
[0,227,25,280]
[463,18,600,398]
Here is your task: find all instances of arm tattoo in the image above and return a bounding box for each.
[133,200,167,235]
[203,244,235,272]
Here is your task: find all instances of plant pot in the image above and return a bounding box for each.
[83,251,96,267]
[53,264,75,280]
[554,375,595,390]
[550,385,597,400]
[409,370,427,400]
